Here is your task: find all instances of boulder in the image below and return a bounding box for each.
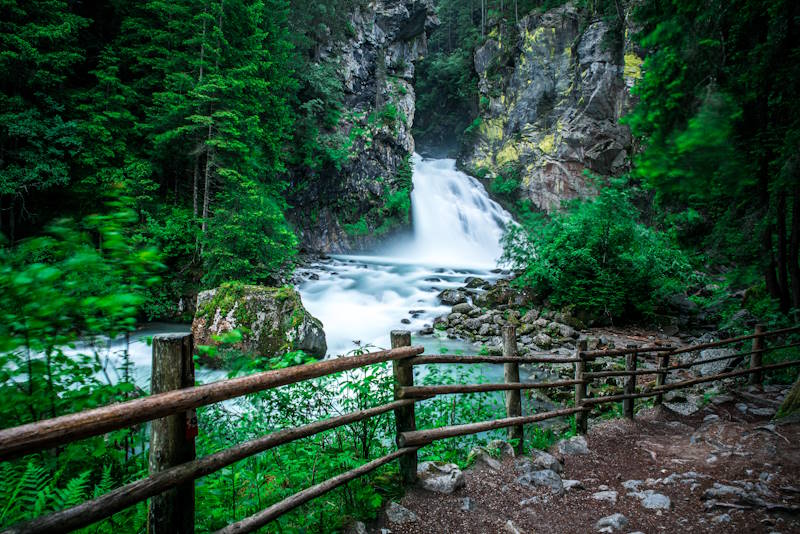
[386,502,417,524]
[192,283,326,365]
[533,333,554,349]
[344,521,367,534]
[487,440,516,458]
[591,490,618,504]
[438,289,468,305]
[417,461,465,494]
[595,513,628,531]
[447,312,465,325]
[696,348,738,376]
[522,309,540,323]
[557,435,589,455]
[452,302,475,314]
[640,491,671,510]
[530,450,563,473]
[464,277,489,289]
[468,446,502,470]
[516,468,563,494]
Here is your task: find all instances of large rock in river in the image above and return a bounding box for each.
[192,283,327,362]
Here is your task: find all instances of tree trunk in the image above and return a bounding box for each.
[758,155,780,299]
[193,157,199,218]
[201,147,213,237]
[791,185,800,309]
[481,0,485,37]
[9,196,15,243]
[777,190,790,312]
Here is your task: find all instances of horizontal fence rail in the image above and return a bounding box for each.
[1,322,798,534]
[580,345,674,359]
[398,379,584,398]
[3,399,423,534]
[216,447,420,534]
[398,407,586,447]
[0,345,423,461]
[408,354,581,365]
[668,325,800,355]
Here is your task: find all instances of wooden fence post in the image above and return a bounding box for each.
[391,330,417,485]
[502,326,523,455]
[655,352,670,406]
[149,333,196,534]
[574,340,588,434]
[623,349,637,420]
[750,324,765,386]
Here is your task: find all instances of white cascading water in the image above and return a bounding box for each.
[297,154,514,357]
[401,155,512,268]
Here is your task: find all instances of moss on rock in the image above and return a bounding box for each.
[192,283,327,367]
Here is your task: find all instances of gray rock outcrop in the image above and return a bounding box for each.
[386,502,418,524]
[595,513,628,531]
[461,4,641,212]
[417,461,465,494]
[557,435,590,455]
[290,0,438,252]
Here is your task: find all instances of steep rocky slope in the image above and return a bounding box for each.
[291,0,438,253]
[460,4,642,212]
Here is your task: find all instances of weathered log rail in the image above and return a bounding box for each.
[1,323,798,534]
[577,325,800,418]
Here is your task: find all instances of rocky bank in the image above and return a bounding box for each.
[192,283,327,365]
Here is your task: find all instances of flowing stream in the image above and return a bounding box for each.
[297,154,513,357]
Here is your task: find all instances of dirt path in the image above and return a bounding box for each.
[370,386,800,533]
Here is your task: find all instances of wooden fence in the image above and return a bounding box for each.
[0,324,798,533]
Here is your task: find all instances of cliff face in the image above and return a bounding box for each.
[291,0,438,253]
[460,4,641,212]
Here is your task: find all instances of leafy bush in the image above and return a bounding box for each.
[501,181,691,323]
[489,164,522,202]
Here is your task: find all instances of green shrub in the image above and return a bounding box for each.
[501,180,691,323]
[489,164,522,201]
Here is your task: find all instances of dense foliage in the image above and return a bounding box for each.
[502,182,691,322]
[626,0,800,317]
[0,0,374,318]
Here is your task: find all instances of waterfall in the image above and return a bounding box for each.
[297,154,513,356]
[401,154,512,268]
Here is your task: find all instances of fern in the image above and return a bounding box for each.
[0,461,48,526]
[53,470,90,510]
[93,465,114,498]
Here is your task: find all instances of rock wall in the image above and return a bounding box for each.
[460,4,641,212]
[291,0,438,253]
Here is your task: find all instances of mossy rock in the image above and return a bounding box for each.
[776,377,800,421]
[192,282,327,366]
